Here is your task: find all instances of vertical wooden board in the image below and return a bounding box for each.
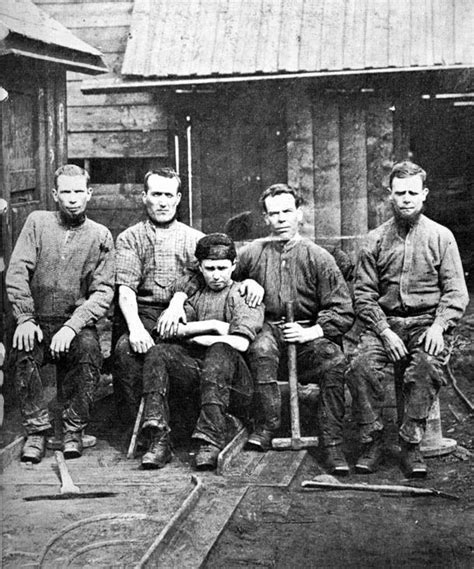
[312,96,341,248]
[365,0,389,69]
[286,83,314,239]
[319,0,345,70]
[257,0,281,74]
[339,99,368,260]
[197,95,232,233]
[387,0,409,67]
[44,76,57,209]
[366,97,393,229]
[278,0,305,72]
[55,69,68,168]
[299,0,324,71]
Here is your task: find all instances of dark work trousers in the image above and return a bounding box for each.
[142,341,253,449]
[9,322,102,435]
[347,315,449,444]
[246,322,347,447]
[113,305,164,423]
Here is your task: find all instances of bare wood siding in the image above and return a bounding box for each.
[36,1,168,160]
[287,86,399,262]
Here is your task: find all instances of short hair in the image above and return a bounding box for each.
[259,183,303,211]
[144,168,181,193]
[195,233,237,263]
[54,164,89,189]
[389,161,427,188]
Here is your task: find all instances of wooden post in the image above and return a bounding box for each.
[286,82,315,240]
[312,96,341,249]
[339,97,368,260]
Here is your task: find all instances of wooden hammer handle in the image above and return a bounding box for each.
[55,450,80,494]
[286,301,301,439]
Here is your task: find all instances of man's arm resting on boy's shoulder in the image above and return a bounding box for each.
[118,285,155,353]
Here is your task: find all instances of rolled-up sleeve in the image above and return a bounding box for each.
[228,291,264,341]
[115,230,142,292]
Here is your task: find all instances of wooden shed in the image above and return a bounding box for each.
[0,0,106,344]
[38,0,473,266]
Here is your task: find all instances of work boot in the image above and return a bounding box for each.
[21,433,46,464]
[400,442,427,478]
[246,427,274,451]
[141,430,172,470]
[355,433,384,474]
[325,445,350,476]
[63,431,83,460]
[194,442,220,471]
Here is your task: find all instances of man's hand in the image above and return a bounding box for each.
[238,279,264,308]
[156,293,188,338]
[50,326,76,359]
[380,328,408,362]
[420,323,445,356]
[129,325,155,354]
[13,321,43,352]
[280,322,323,344]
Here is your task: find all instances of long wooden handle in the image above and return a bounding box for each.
[286,301,301,439]
[55,450,80,494]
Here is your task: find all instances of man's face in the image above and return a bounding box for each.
[263,193,302,240]
[199,258,235,291]
[389,175,428,220]
[52,175,91,219]
[143,174,181,225]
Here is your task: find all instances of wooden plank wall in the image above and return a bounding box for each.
[286,85,395,261]
[34,0,170,237]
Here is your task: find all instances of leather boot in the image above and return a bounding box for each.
[355,431,384,474]
[400,441,427,478]
[142,430,172,470]
[63,431,83,459]
[21,433,46,464]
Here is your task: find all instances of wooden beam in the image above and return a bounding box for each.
[68,105,167,132]
[312,96,341,248]
[286,82,315,239]
[69,131,168,158]
[339,97,368,259]
[366,97,393,229]
[67,80,155,107]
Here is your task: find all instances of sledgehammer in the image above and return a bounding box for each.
[272,302,319,451]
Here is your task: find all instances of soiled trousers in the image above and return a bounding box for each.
[347,315,448,444]
[142,342,253,449]
[10,322,101,435]
[113,305,163,423]
[246,322,347,447]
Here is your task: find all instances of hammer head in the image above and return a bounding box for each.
[272,436,319,450]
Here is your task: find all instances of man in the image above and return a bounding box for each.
[114,168,204,422]
[235,184,354,475]
[140,233,264,470]
[6,164,114,462]
[114,168,263,423]
[347,161,469,478]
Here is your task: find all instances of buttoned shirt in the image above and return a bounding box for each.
[115,219,203,307]
[6,211,115,333]
[234,236,354,339]
[185,281,264,342]
[355,214,469,334]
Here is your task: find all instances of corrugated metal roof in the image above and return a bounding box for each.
[122,0,474,79]
[0,0,103,57]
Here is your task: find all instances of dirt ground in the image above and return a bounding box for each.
[205,292,474,568]
[2,290,473,568]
